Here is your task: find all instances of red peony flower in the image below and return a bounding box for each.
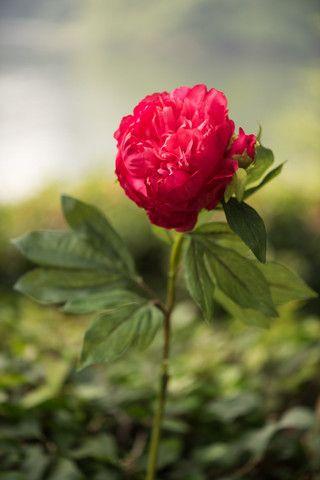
[114,84,256,231]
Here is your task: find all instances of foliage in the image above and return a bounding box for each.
[0,295,320,479]
[12,135,317,370]
[1,170,320,478]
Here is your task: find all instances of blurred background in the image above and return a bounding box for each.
[0,1,320,479]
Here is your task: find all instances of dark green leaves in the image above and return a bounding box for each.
[246,145,274,185]
[14,268,121,304]
[204,242,276,317]
[80,299,163,368]
[12,231,109,270]
[213,261,317,327]
[13,195,163,367]
[185,219,316,325]
[256,262,317,305]
[185,230,277,322]
[63,289,139,314]
[184,238,214,321]
[223,198,267,263]
[221,142,285,263]
[61,195,136,276]
[244,163,285,199]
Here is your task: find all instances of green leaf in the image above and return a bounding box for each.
[157,438,182,469]
[279,407,314,430]
[22,445,49,480]
[0,473,26,480]
[207,393,260,422]
[61,195,135,276]
[215,262,316,323]
[47,458,83,480]
[71,434,118,463]
[184,238,214,321]
[21,358,70,408]
[200,240,276,317]
[244,423,278,460]
[80,300,163,368]
[193,222,233,236]
[246,145,274,185]
[256,124,262,142]
[192,222,251,257]
[223,198,267,263]
[244,162,285,199]
[12,231,110,270]
[244,407,315,462]
[14,268,122,304]
[224,168,248,203]
[63,289,141,314]
[234,168,247,201]
[255,262,317,305]
[215,288,271,327]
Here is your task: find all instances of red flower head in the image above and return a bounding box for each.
[114,84,256,231]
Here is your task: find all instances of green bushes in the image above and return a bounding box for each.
[0,179,319,479]
[1,295,320,479]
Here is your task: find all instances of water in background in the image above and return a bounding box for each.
[1,0,319,202]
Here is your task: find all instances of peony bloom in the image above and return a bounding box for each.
[114,84,256,231]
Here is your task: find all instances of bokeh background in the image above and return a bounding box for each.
[1,1,320,479]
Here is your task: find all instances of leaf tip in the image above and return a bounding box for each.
[61,194,76,213]
[11,234,25,252]
[306,287,318,299]
[13,278,22,293]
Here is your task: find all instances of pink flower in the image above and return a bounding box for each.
[229,127,256,160]
[114,84,256,231]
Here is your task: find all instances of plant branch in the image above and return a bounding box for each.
[145,233,184,480]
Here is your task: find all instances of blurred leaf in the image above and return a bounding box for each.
[256,125,262,142]
[63,289,140,314]
[61,196,136,276]
[207,393,261,422]
[244,163,285,199]
[201,240,276,317]
[47,458,83,480]
[279,407,315,430]
[22,445,49,480]
[0,419,41,440]
[244,407,314,462]
[0,474,26,480]
[14,268,122,304]
[184,238,214,321]
[255,262,317,305]
[193,442,241,468]
[21,358,70,408]
[80,299,163,368]
[223,198,266,263]
[244,423,278,460]
[12,231,109,270]
[157,438,182,469]
[72,434,118,463]
[162,418,189,434]
[246,145,274,185]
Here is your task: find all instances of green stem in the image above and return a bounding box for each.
[145,233,184,480]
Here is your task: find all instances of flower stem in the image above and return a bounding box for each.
[145,233,184,480]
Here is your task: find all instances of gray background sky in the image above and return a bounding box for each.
[1,0,319,202]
